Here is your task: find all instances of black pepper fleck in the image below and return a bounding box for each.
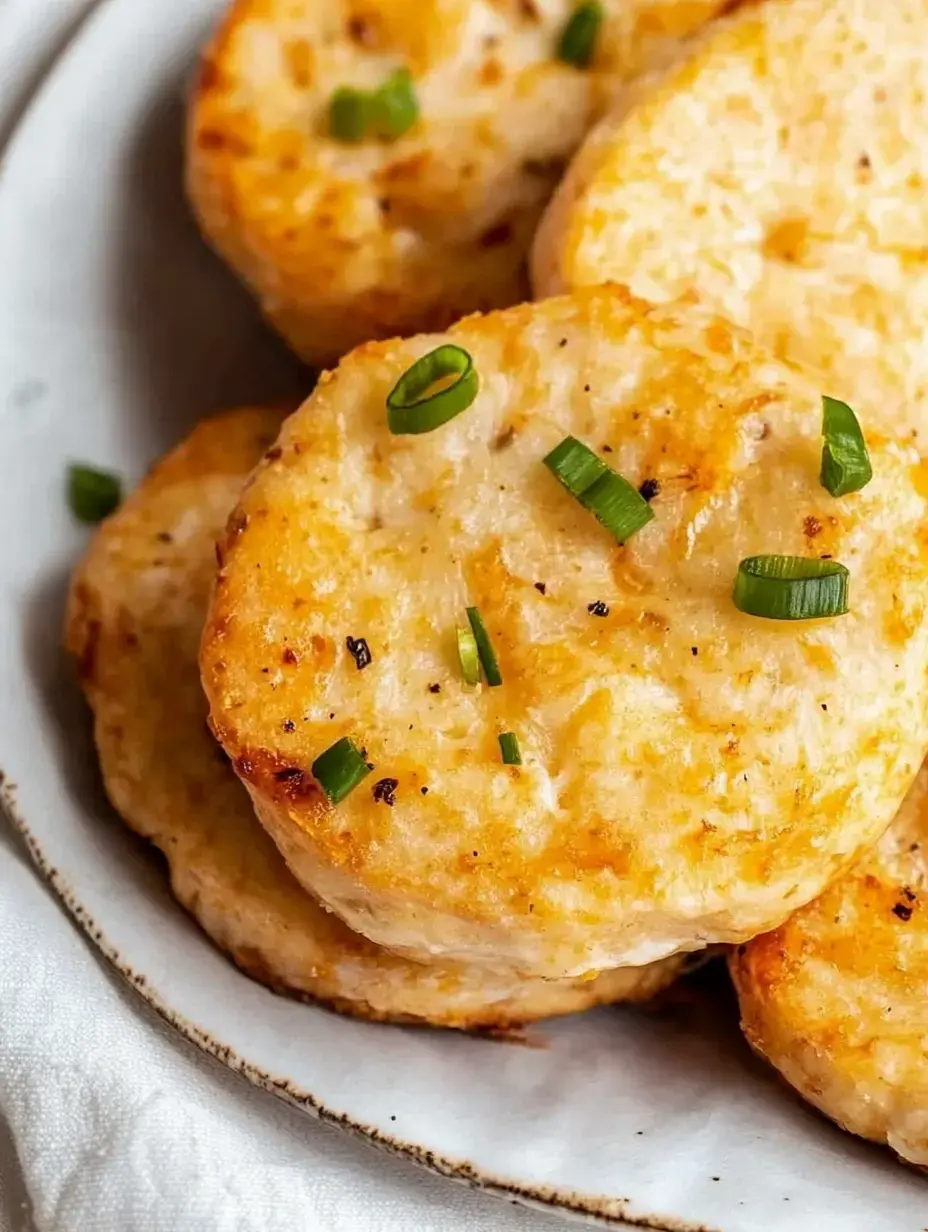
[893,902,914,921]
[588,600,609,617]
[372,778,398,806]
[346,636,372,670]
[691,647,698,656]
[602,444,613,453]
[282,719,295,733]
[155,531,173,543]
[534,582,547,595]
[421,786,429,795]
[821,704,828,711]
[638,477,661,503]
[428,683,441,694]
[558,337,567,347]
[583,384,590,392]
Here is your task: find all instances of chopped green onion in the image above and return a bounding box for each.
[499,732,522,765]
[457,625,480,685]
[733,556,849,621]
[329,87,372,142]
[387,345,479,435]
[820,396,872,497]
[557,1,604,68]
[372,68,419,139]
[466,606,502,687]
[329,69,418,144]
[311,736,372,804]
[543,436,654,544]
[67,463,122,524]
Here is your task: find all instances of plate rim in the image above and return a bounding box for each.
[1,776,714,1232]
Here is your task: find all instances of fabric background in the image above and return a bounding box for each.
[0,4,570,1228]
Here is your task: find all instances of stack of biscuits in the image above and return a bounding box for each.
[67,0,928,1168]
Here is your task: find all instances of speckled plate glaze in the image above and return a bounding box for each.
[0,2,926,1228]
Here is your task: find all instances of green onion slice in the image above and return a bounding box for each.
[543,436,654,544]
[499,732,522,765]
[733,556,849,621]
[466,606,502,687]
[311,736,372,804]
[387,345,479,435]
[67,463,122,524]
[372,68,419,139]
[457,625,480,685]
[329,69,418,144]
[557,1,604,67]
[329,87,372,143]
[820,396,872,497]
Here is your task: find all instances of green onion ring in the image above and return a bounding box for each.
[67,463,122,524]
[466,605,502,687]
[499,732,522,765]
[372,68,419,139]
[543,435,654,544]
[387,345,479,435]
[311,737,372,804]
[733,555,850,621]
[820,395,872,497]
[328,87,372,143]
[456,625,480,685]
[329,69,419,144]
[557,1,604,68]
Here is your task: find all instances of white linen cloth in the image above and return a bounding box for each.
[0,4,567,1228]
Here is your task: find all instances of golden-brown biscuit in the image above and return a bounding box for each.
[188,0,738,365]
[731,762,928,1167]
[200,288,928,981]
[65,405,681,1028]
[532,0,928,439]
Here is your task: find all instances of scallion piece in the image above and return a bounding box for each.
[457,625,480,685]
[372,68,419,140]
[466,605,502,687]
[329,87,372,143]
[329,69,418,144]
[387,345,479,435]
[543,436,654,544]
[557,1,604,68]
[733,555,849,621]
[311,736,372,804]
[499,732,522,765]
[67,463,122,524]
[820,396,872,497]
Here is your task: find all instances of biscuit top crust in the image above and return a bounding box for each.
[532,0,928,438]
[188,0,734,362]
[201,287,928,977]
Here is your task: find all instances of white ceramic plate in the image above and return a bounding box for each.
[0,2,925,1228]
